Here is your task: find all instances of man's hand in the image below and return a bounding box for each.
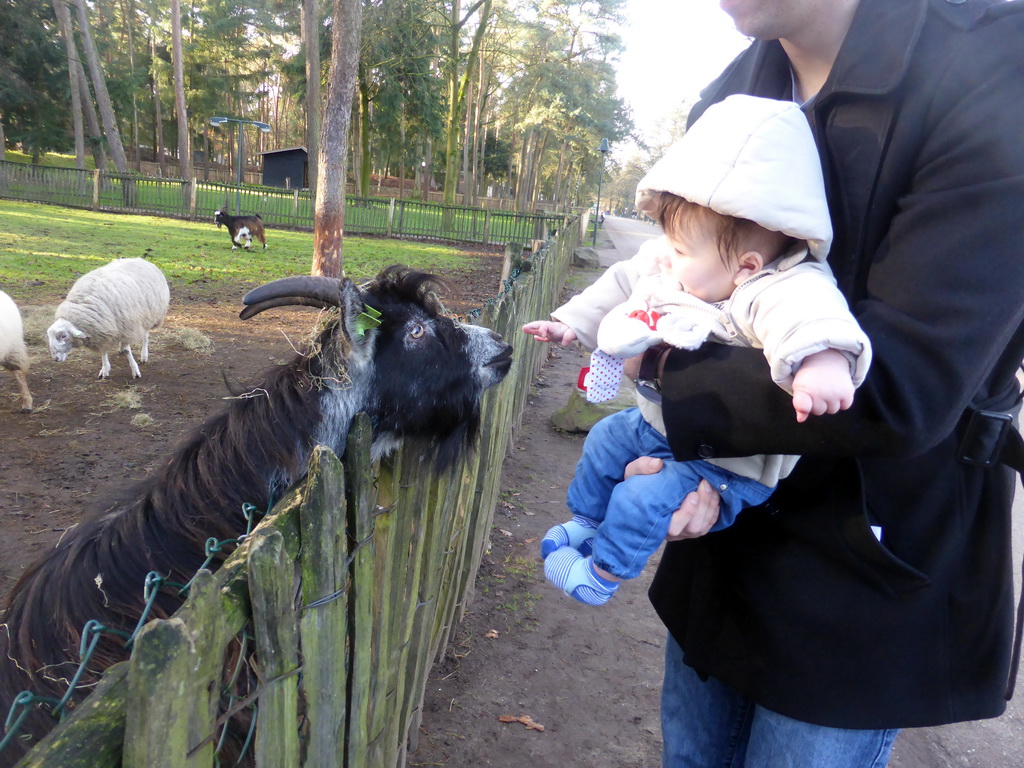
[792,349,856,423]
[522,320,577,346]
[624,457,721,540]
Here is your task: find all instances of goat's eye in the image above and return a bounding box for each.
[409,324,425,339]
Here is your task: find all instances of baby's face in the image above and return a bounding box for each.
[661,230,739,303]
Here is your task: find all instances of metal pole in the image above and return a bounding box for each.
[235,121,243,215]
[592,157,605,247]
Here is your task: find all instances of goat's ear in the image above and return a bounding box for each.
[338,279,371,345]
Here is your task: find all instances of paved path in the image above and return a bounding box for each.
[595,215,660,267]
[596,214,1024,767]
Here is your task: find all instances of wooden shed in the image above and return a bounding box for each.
[260,147,309,189]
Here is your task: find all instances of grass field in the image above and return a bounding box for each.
[2,150,96,169]
[0,199,487,302]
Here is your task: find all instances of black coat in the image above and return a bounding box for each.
[650,0,1024,729]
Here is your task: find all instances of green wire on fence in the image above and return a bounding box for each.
[213,630,255,768]
[125,572,168,651]
[178,501,260,597]
[0,500,268,761]
[0,692,59,754]
[53,620,133,720]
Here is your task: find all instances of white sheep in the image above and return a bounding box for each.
[0,289,33,412]
[47,258,170,379]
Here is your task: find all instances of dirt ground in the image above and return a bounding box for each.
[0,248,505,592]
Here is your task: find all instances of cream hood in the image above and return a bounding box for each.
[635,95,833,261]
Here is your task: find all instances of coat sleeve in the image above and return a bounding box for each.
[552,237,669,350]
[660,24,1024,463]
[740,266,872,393]
[551,260,637,350]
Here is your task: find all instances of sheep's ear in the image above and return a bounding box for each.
[71,327,88,339]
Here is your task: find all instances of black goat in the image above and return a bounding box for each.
[214,210,268,250]
[0,266,512,764]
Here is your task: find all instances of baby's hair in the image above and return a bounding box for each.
[658,194,797,266]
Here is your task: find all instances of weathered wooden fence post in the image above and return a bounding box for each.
[344,416,378,766]
[249,531,301,768]
[298,444,351,767]
[181,570,229,768]
[123,619,193,767]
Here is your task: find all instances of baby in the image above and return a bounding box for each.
[523,95,872,605]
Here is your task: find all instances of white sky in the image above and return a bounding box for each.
[616,0,751,148]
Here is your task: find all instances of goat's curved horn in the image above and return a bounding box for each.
[239,276,343,320]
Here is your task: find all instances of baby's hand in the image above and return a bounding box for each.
[522,320,577,346]
[792,349,856,423]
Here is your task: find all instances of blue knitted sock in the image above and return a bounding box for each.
[540,515,598,558]
[544,547,619,606]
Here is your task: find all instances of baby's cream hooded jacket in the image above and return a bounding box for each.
[555,95,871,486]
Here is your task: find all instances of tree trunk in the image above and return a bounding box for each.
[77,59,107,170]
[398,105,406,200]
[170,0,191,181]
[311,0,363,278]
[460,74,473,204]
[150,30,166,175]
[422,138,432,200]
[74,0,130,173]
[54,0,86,170]
[528,131,548,209]
[469,55,488,206]
[0,120,6,161]
[123,0,141,170]
[441,0,492,205]
[302,0,321,195]
[357,66,371,197]
[514,128,532,211]
[552,137,568,206]
[476,122,487,201]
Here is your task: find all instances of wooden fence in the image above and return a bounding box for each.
[139,160,567,213]
[0,161,567,247]
[7,221,579,768]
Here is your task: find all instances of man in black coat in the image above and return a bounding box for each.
[642,0,1024,764]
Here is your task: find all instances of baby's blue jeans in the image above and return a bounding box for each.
[567,408,773,580]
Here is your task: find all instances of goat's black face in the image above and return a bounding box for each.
[360,269,512,467]
[240,266,512,469]
[214,210,226,228]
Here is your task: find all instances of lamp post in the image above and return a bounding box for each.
[593,137,610,247]
[209,116,272,214]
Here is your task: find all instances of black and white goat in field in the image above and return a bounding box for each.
[214,210,268,250]
[0,266,512,765]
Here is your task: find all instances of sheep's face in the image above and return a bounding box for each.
[46,318,85,361]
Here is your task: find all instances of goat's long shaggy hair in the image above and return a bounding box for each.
[0,266,511,765]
